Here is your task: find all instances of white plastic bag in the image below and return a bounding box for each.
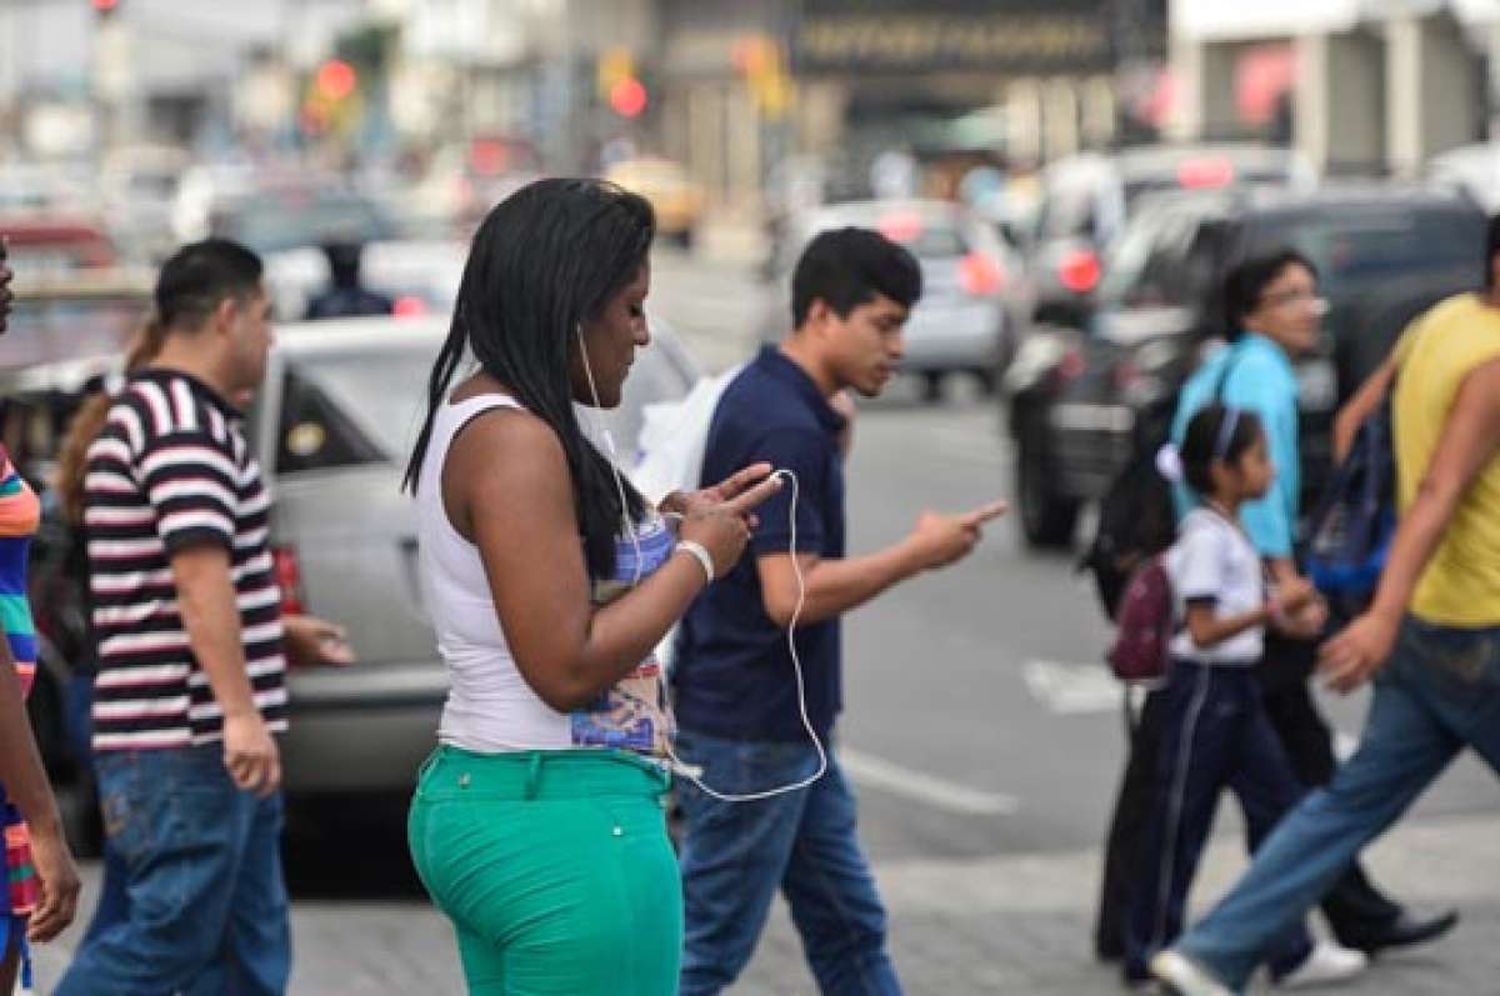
[630,364,744,503]
[630,364,744,671]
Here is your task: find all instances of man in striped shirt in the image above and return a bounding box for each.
[59,240,290,995]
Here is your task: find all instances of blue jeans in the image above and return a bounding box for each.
[56,744,291,996]
[675,731,900,996]
[1178,616,1500,992]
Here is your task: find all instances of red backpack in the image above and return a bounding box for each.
[1107,556,1174,683]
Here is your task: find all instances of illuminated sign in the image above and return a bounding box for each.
[794,4,1112,74]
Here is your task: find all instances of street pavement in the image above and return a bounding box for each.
[28,248,1500,994]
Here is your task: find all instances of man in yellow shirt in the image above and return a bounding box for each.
[1150,218,1500,995]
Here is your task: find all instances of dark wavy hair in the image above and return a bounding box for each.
[403,178,655,579]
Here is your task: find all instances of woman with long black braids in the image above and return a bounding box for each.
[404,178,778,994]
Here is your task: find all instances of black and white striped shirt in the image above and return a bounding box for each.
[83,369,288,751]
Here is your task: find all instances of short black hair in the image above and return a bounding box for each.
[1181,403,1265,497]
[155,238,263,332]
[1223,249,1317,340]
[1486,214,1500,289]
[791,227,922,328]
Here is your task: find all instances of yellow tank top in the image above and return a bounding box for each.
[1393,293,1500,626]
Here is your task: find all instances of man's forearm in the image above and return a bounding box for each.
[173,556,259,718]
[1367,490,1454,626]
[785,542,924,626]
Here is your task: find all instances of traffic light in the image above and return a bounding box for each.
[92,0,120,16]
[302,59,361,136]
[733,35,792,119]
[610,77,648,118]
[598,48,647,119]
[314,59,358,102]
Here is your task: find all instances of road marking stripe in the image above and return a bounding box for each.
[840,748,1019,816]
[1022,659,1123,715]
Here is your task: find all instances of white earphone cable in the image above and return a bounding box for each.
[577,327,827,801]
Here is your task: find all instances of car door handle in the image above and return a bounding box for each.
[397,536,428,620]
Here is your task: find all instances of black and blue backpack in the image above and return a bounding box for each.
[1304,396,1397,616]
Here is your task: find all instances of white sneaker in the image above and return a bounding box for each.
[1276,940,1369,988]
[1148,950,1234,996]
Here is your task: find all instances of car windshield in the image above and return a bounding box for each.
[279,334,695,474]
[1246,208,1483,293]
[818,209,971,259]
[1037,184,1096,240]
[215,190,396,254]
[1096,210,1174,303]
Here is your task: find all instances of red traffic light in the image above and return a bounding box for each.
[315,60,358,101]
[609,77,648,118]
[93,0,120,11]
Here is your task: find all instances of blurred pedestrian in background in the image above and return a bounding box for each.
[303,242,393,320]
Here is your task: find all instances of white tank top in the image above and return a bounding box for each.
[416,393,675,755]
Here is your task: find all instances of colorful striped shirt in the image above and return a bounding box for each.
[0,449,41,919]
[82,369,288,752]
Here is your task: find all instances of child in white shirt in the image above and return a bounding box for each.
[1125,404,1368,989]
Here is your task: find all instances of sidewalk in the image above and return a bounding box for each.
[738,812,1500,994]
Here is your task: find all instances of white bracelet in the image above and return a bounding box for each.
[675,540,715,585]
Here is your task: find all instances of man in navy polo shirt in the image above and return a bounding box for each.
[673,227,1007,995]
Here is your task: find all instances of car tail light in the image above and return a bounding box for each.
[959,253,1004,296]
[1058,249,1100,294]
[877,211,924,244]
[1057,349,1086,381]
[392,295,427,318]
[1177,156,1235,189]
[272,545,306,618]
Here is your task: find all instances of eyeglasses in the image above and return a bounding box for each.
[1259,287,1326,311]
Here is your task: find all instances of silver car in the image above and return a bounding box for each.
[763,199,1021,401]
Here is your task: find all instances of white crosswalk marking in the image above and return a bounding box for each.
[1023,659,1124,715]
[840,748,1019,815]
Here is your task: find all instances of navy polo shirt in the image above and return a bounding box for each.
[672,346,847,742]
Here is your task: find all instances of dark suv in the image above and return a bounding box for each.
[1006,183,1487,548]
[1024,145,1315,329]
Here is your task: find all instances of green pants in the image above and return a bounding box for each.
[408,745,681,995]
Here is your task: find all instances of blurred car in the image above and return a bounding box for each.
[14,314,700,846]
[605,157,706,248]
[399,136,543,234]
[0,222,151,372]
[0,163,96,218]
[1022,145,1316,329]
[1425,141,1500,212]
[204,181,459,320]
[209,182,398,256]
[0,216,118,279]
[1005,183,1484,548]
[99,144,192,263]
[765,199,1021,400]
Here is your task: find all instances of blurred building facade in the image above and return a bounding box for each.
[1169,0,1500,177]
[2,0,1185,222]
[0,0,367,159]
[651,0,1168,217]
